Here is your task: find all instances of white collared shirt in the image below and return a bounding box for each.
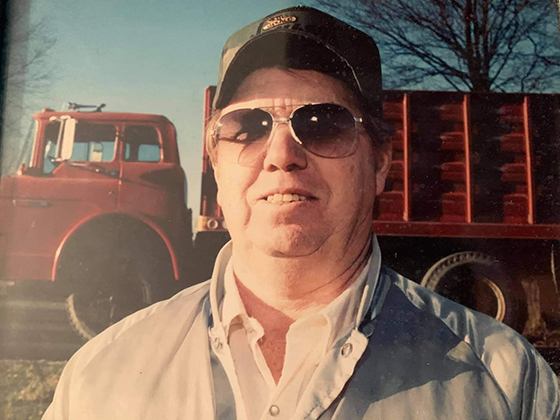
[218,256,373,420]
[43,237,560,420]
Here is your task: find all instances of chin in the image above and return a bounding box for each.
[253,225,328,258]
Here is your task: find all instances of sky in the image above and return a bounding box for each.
[15,0,325,222]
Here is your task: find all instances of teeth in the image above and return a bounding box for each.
[266,193,308,203]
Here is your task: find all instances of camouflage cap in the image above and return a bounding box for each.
[213,5,382,118]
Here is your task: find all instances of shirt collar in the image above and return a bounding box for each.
[315,255,372,346]
[221,259,249,335]
[209,235,384,340]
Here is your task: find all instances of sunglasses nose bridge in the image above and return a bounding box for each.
[262,116,308,171]
[270,117,304,146]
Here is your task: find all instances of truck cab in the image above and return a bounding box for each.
[0,106,193,339]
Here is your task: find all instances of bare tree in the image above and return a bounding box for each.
[5,11,55,108]
[1,0,56,174]
[313,0,560,92]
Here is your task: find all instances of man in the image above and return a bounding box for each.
[44,6,559,419]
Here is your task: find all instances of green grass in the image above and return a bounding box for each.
[0,360,65,420]
[1,356,558,419]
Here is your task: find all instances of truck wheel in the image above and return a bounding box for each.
[66,258,153,341]
[420,251,527,332]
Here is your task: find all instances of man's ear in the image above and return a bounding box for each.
[374,141,392,196]
[212,159,219,182]
[212,161,222,207]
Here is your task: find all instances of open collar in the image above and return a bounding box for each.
[209,235,385,338]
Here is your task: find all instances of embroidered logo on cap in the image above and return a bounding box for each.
[262,15,297,31]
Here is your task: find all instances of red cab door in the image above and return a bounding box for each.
[5,119,120,282]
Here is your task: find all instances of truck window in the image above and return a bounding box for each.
[42,121,117,173]
[70,123,116,162]
[43,121,61,173]
[123,125,161,162]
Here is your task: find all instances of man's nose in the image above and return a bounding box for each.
[262,123,308,172]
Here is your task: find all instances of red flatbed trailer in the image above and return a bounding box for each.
[196,87,560,334]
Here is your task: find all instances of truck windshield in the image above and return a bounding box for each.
[43,120,117,173]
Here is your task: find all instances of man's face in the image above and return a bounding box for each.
[214,68,391,258]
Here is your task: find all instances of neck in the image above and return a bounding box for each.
[232,234,372,320]
[231,235,372,383]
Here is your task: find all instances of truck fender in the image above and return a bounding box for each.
[52,212,180,283]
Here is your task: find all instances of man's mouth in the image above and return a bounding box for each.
[265,193,309,204]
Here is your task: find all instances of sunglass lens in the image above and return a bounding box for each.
[216,108,273,165]
[216,108,272,144]
[292,104,356,157]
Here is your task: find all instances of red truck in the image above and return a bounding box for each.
[0,104,194,340]
[197,87,560,335]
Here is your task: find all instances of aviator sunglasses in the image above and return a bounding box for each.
[212,103,364,166]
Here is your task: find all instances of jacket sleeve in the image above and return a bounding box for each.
[524,347,560,420]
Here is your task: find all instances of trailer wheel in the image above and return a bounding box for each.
[66,257,153,341]
[421,251,527,332]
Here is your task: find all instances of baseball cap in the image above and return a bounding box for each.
[213,5,382,118]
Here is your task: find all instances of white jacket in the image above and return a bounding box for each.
[44,241,560,419]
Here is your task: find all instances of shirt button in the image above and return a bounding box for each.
[269,405,280,416]
[213,337,223,351]
[362,322,374,336]
[341,342,353,357]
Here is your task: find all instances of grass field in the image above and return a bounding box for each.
[2,355,559,419]
[1,360,65,420]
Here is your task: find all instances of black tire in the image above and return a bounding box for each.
[58,216,177,340]
[193,231,231,282]
[420,251,528,332]
[66,257,153,341]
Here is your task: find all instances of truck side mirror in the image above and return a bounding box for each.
[60,118,77,160]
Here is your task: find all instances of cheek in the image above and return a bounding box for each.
[215,163,254,210]
[216,177,237,210]
[215,166,236,210]
[216,184,225,209]
[352,156,377,205]
[214,167,226,208]
[216,180,244,229]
